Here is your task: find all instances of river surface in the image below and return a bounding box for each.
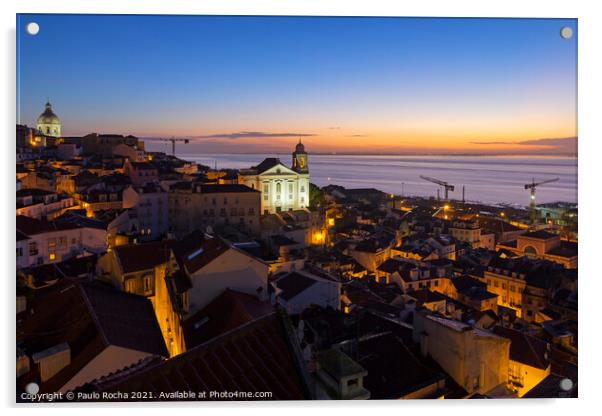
[177,153,577,207]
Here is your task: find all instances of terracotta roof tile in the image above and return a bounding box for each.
[81,314,308,400]
[182,288,273,348]
[492,326,550,370]
[17,280,167,394]
[172,231,231,274]
[113,240,174,273]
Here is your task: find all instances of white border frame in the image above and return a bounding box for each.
[2,1,600,415]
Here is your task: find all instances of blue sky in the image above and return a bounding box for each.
[17,14,577,154]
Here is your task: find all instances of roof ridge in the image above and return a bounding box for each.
[523,331,547,369]
[77,283,111,348]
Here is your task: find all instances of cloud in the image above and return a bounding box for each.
[190,131,317,139]
[470,141,514,145]
[328,126,341,130]
[470,137,577,147]
[468,137,577,155]
[347,134,369,137]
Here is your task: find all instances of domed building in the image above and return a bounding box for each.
[36,101,61,137]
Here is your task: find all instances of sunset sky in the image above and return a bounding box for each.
[17,15,577,155]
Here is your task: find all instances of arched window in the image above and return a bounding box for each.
[276,182,281,193]
[524,245,538,258]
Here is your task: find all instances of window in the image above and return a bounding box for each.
[502,283,507,290]
[58,236,67,249]
[49,252,56,261]
[264,194,268,200]
[143,275,153,295]
[288,183,293,193]
[301,186,305,193]
[276,183,281,193]
[263,184,269,193]
[48,238,56,250]
[16,247,23,257]
[125,279,136,293]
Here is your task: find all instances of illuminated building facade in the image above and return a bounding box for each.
[36,101,62,137]
[238,141,310,214]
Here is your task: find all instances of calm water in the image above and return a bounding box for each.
[179,154,577,207]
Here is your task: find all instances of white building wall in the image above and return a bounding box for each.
[239,166,309,214]
[278,279,341,315]
[59,345,153,393]
[17,227,107,268]
[186,249,268,316]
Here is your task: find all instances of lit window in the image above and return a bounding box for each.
[125,279,136,293]
[143,275,153,294]
[49,252,56,261]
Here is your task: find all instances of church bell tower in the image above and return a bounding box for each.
[292,139,308,173]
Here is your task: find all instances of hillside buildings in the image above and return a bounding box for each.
[15,104,577,401]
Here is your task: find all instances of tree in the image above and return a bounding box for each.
[309,182,326,209]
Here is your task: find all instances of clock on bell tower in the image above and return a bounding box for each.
[292,139,309,173]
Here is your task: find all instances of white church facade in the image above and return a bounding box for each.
[238,141,310,214]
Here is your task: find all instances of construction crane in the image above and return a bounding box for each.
[159,137,190,156]
[420,175,455,200]
[525,177,559,224]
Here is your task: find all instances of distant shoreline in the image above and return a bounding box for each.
[171,152,577,158]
